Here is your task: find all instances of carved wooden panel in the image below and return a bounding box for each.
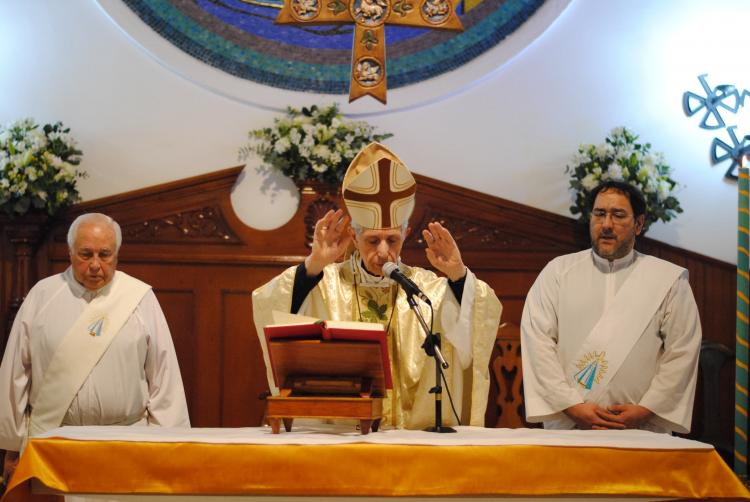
[485,322,535,428]
[122,206,240,244]
[408,207,570,253]
[0,166,737,462]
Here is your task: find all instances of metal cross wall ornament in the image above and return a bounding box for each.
[683,74,744,130]
[683,74,750,180]
[276,0,463,104]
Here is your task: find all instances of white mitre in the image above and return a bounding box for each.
[342,142,416,229]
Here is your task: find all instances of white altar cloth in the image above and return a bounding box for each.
[36,423,712,449]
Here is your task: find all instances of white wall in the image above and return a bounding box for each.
[1,0,748,263]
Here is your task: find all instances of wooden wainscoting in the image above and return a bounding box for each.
[0,166,736,454]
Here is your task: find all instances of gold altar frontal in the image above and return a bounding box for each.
[3,426,749,502]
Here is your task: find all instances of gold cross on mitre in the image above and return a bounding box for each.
[275,0,463,104]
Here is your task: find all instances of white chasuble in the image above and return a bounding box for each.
[29,271,151,436]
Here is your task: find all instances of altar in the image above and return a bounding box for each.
[2,425,748,501]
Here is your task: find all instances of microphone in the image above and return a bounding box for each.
[382,262,432,305]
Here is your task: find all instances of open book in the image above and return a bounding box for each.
[263,311,392,390]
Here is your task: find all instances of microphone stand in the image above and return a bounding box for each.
[405,294,457,433]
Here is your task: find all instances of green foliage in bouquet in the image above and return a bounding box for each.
[240,104,393,186]
[0,119,85,216]
[566,127,682,231]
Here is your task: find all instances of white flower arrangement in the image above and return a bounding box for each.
[566,127,682,231]
[239,104,392,186]
[0,119,85,216]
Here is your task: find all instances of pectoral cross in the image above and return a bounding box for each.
[276,0,463,104]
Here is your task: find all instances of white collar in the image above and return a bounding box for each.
[591,248,636,273]
[63,266,114,302]
[349,251,398,289]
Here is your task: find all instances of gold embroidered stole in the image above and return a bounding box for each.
[352,282,400,425]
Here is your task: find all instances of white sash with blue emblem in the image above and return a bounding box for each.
[28,271,151,437]
[565,255,683,402]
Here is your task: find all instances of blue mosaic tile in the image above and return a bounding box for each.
[122,0,545,93]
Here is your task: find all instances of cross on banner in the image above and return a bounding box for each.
[275,0,463,104]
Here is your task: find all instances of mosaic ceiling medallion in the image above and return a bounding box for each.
[102,0,568,109]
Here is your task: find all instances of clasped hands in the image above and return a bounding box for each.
[564,402,654,430]
[305,209,466,281]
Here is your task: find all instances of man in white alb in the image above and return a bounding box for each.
[521,181,701,433]
[0,213,189,486]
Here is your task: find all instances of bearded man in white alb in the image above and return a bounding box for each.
[521,181,701,433]
[0,213,189,486]
[253,142,501,429]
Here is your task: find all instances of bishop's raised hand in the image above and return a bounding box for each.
[304,209,352,277]
[422,221,466,282]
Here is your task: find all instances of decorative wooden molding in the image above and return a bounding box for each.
[122,206,240,244]
[408,206,567,252]
[72,166,244,213]
[486,322,535,429]
[411,173,589,249]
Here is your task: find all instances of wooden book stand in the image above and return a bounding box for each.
[265,338,388,434]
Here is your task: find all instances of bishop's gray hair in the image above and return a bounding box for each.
[67,213,123,253]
